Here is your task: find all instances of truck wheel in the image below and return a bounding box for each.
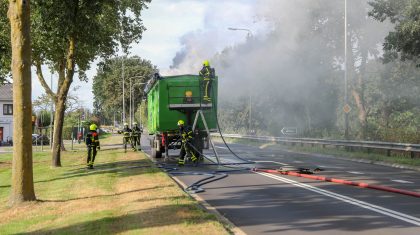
[164,142,169,158]
[151,145,162,158]
[155,148,162,158]
[152,136,162,158]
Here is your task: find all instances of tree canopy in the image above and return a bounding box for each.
[30,0,151,166]
[1,0,151,166]
[93,56,156,125]
[369,0,420,64]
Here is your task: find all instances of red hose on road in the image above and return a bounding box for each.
[253,169,420,198]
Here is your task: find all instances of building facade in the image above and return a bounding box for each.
[0,83,13,144]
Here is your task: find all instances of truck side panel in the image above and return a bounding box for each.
[147,75,218,134]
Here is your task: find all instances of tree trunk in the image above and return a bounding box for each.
[8,0,36,205]
[349,42,369,139]
[351,87,367,138]
[51,97,65,167]
[51,36,75,166]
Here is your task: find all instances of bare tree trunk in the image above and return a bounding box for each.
[351,87,367,138]
[8,0,36,205]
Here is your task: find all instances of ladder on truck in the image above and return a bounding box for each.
[191,109,220,165]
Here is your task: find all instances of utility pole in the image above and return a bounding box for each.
[50,72,53,148]
[122,56,125,124]
[344,0,350,139]
[249,93,252,133]
[129,75,132,128]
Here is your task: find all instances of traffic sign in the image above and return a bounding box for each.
[343,104,351,113]
[281,127,297,135]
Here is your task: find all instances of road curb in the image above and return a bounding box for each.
[142,150,245,235]
[170,176,246,235]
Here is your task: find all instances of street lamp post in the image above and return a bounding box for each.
[227,27,253,38]
[344,0,349,139]
[126,75,145,127]
[50,72,54,148]
[122,57,125,124]
[130,75,132,127]
[133,82,146,125]
[228,27,254,134]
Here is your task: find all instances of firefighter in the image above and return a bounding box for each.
[122,123,133,150]
[177,120,198,166]
[86,123,100,169]
[199,60,215,103]
[131,122,142,150]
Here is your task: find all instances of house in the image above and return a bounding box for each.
[0,83,13,144]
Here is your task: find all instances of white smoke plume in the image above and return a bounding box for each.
[166,0,392,135]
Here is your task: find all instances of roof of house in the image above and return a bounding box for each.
[0,83,13,101]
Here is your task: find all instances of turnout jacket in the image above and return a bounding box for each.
[199,66,215,80]
[86,130,100,147]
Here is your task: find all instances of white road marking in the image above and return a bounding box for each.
[256,172,420,226]
[391,179,414,184]
[254,160,288,166]
[317,165,344,169]
[348,171,364,175]
[215,146,228,150]
[293,160,303,163]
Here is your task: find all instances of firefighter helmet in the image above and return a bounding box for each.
[89,124,98,131]
[177,120,185,126]
[203,60,210,67]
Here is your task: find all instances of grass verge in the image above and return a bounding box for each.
[0,138,228,234]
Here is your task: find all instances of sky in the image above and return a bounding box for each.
[31,0,264,110]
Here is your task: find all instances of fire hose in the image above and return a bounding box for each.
[253,168,420,198]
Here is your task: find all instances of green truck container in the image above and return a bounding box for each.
[145,74,218,158]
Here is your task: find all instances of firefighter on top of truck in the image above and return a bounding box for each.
[199,60,215,103]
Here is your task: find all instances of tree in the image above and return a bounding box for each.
[8,0,36,205]
[93,56,155,125]
[369,0,420,64]
[29,0,151,167]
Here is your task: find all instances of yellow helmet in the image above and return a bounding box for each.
[124,122,128,126]
[133,122,138,125]
[89,124,98,131]
[203,60,210,67]
[177,120,185,126]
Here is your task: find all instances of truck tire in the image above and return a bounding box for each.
[151,147,162,158]
[152,135,162,158]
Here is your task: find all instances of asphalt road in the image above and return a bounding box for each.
[141,136,420,234]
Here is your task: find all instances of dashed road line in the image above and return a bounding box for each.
[256,171,420,226]
[348,171,364,175]
[391,179,414,184]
